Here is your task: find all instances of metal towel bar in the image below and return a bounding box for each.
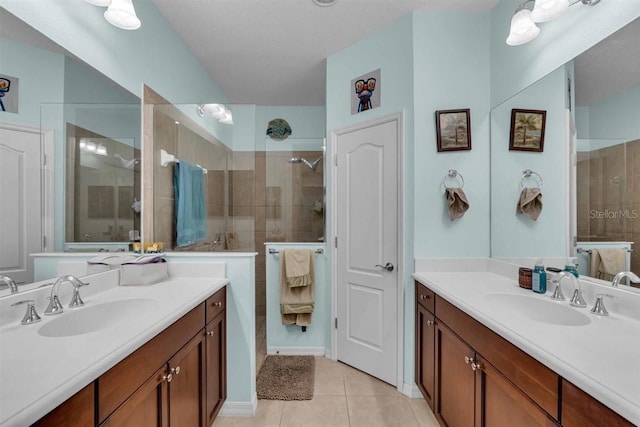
[268,248,323,255]
[577,247,633,254]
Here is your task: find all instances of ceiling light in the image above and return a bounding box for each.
[506,6,540,46]
[104,0,141,30]
[531,0,568,23]
[197,103,226,119]
[312,0,336,6]
[86,0,112,6]
[219,109,233,125]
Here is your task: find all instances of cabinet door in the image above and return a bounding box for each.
[33,383,95,427]
[206,311,227,425]
[168,332,206,427]
[435,323,475,427]
[415,303,435,409]
[562,380,633,427]
[476,356,557,427]
[101,366,169,427]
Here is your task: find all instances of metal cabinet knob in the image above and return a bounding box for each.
[214,301,223,307]
[206,330,215,336]
[464,356,472,364]
[471,362,483,371]
[170,366,181,375]
[162,373,173,383]
[426,320,434,326]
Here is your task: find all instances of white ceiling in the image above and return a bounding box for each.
[150,0,500,106]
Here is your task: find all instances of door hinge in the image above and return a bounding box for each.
[334,153,338,166]
[335,318,338,329]
[334,236,338,248]
[43,235,47,249]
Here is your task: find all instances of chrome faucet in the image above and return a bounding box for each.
[611,271,640,287]
[0,276,19,294]
[550,271,587,307]
[44,275,89,315]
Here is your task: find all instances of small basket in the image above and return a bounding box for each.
[518,267,533,289]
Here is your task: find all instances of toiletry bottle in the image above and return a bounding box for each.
[563,257,579,278]
[532,259,547,294]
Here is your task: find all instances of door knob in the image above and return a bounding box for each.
[375,262,394,272]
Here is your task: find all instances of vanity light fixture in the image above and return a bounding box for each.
[197,104,233,125]
[86,0,141,30]
[312,0,337,7]
[85,141,97,152]
[506,0,601,46]
[96,144,108,156]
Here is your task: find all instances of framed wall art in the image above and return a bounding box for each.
[435,108,471,152]
[509,109,546,152]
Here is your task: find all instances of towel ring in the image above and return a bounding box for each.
[520,169,543,189]
[441,169,464,190]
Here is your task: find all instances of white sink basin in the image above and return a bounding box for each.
[485,293,591,326]
[38,298,156,337]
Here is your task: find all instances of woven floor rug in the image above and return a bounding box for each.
[257,355,315,401]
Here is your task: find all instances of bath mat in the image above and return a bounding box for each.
[257,355,315,401]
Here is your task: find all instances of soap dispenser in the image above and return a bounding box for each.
[532,259,547,294]
[563,257,579,278]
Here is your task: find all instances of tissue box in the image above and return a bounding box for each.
[120,262,168,286]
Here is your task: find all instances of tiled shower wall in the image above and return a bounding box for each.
[577,139,640,272]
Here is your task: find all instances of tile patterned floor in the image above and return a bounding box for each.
[212,316,439,427]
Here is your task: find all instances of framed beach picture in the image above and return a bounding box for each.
[435,109,471,152]
[509,109,546,152]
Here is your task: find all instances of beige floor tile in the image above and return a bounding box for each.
[280,396,350,427]
[314,356,345,396]
[213,400,284,427]
[347,396,419,427]
[342,365,397,397]
[408,398,440,427]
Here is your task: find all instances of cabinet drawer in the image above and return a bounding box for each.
[206,287,226,324]
[562,380,633,427]
[436,295,559,420]
[98,303,205,423]
[415,282,435,313]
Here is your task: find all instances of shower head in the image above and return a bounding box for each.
[288,156,323,172]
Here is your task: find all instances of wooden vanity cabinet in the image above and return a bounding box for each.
[415,283,436,409]
[205,286,227,423]
[32,383,95,427]
[562,380,634,427]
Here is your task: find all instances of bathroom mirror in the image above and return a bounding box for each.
[491,17,640,284]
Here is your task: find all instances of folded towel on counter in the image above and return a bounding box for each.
[280,249,315,327]
[284,249,314,288]
[445,187,470,221]
[174,160,207,247]
[589,248,627,281]
[516,187,543,221]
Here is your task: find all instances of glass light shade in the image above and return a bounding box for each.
[96,144,108,156]
[104,0,141,30]
[506,8,540,46]
[79,139,87,149]
[86,0,112,6]
[531,0,568,23]
[85,141,97,152]
[200,103,226,119]
[219,109,233,125]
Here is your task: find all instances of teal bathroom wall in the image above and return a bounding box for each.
[255,106,326,152]
[490,66,569,257]
[579,85,640,140]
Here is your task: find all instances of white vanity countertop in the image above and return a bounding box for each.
[0,276,228,427]
[413,270,640,424]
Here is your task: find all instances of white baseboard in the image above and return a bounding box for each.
[267,346,326,356]
[218,393,257,417]
[402,383,424,399]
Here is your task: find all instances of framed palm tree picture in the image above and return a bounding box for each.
[509,109,546,152]
[435,109,471,152]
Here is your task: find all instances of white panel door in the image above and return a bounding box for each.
[0,125,43,285]
[336,117,398,385]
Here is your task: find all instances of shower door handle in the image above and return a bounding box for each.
[375,262,394,272]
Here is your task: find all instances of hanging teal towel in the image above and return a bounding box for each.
[174,160,207,247]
